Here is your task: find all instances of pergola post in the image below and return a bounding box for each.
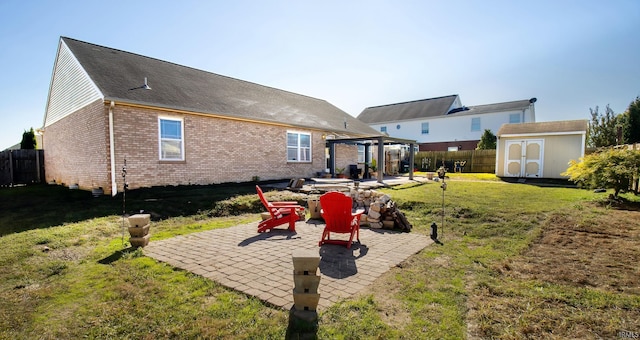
[409,143,415,180]
[364,143,371,179]
[377,136,384,183]
[328,142,336,177]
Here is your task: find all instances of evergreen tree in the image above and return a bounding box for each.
[587,105,619,148]
[622,96,640,144]
[476,129,496,150]
[20,128,37,149]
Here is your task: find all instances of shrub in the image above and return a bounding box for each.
[563,148,640,197]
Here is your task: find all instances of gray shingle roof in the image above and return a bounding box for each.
[458,99,534,117]
[497,120,588,136]
[357,96,538,124]
[61,37,379,137]
[356,95,458,124]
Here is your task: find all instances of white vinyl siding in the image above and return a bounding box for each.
[287,132,311,162]
[159,117,184,160]
[44,40,103,127]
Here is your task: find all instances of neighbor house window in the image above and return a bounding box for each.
[287,132,311,162]
[380,126,387,133]
[509,113,521,124]
[421,122,430,134]
[471,117,481,132]
[159,117,184,160]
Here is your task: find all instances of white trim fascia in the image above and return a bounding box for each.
[499,131,587,138]
[42,40,64,128]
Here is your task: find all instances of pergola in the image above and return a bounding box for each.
[325,135,417,183]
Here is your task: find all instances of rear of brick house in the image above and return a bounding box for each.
[42,37,380,195]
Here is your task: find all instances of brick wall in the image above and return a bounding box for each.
[44,101,362,193]
[334,144,359,176]
[111,105,331,191]
[43,99,110,191]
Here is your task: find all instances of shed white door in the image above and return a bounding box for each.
[504,139,543,178]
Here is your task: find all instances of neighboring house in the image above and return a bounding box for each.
[495,120,588,179]
[357,95,537,151]
[42,37,381,195]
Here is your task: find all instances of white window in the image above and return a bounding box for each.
[471,117,481,132]
[448,146,460,152]
[287,132,311,162]
[159,117,184,160]
[509,113,521,124]
[380,126,387,133]
[421,122,430,134]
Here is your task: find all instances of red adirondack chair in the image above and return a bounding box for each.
[256,185,305,233]
[319,191,365,249]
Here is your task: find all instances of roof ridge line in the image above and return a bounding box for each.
[364,94,458,109]
[467,98,535,108]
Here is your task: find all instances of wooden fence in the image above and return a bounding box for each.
[0,149,45,186]
[415,149,496,173]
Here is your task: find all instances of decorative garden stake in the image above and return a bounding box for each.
[437,166,447,243]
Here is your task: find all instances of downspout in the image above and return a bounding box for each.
[109,101,117,196]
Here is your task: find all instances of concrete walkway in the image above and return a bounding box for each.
[144,220,432,311]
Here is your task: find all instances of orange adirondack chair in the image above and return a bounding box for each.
[256,185,305,233]
[319,191,365,249]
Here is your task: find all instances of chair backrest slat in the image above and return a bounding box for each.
[256,185,282,218]
[320,192,354,233]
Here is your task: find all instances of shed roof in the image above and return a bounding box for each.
[60,37,379,137]
[497,120,588,136]
[356,95,459,124]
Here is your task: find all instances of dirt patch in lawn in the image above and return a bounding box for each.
[503,208,640,293]
[469,204,640,339]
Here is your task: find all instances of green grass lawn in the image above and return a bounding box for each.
[1,178,638,339]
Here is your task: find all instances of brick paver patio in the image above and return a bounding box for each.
[144,220,432,311]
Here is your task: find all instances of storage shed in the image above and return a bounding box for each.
[496,120,588,179]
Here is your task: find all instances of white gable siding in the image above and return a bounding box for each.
[370,109,534,143]
[44,40,103,127]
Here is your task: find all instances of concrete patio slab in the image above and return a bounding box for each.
[144,220,432,311]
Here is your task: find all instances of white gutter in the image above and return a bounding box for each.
[109,101,117,196]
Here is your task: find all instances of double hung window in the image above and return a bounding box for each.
[471,117,481,132]
[159,117,184,161]
[421,122,430,134]
[287,132,311,162]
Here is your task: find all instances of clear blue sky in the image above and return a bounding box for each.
[1,0,639,149]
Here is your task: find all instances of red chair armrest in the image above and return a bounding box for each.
[271,201,300,206]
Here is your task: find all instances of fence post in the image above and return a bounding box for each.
[9,150,14,186]
[35,150,41,183]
